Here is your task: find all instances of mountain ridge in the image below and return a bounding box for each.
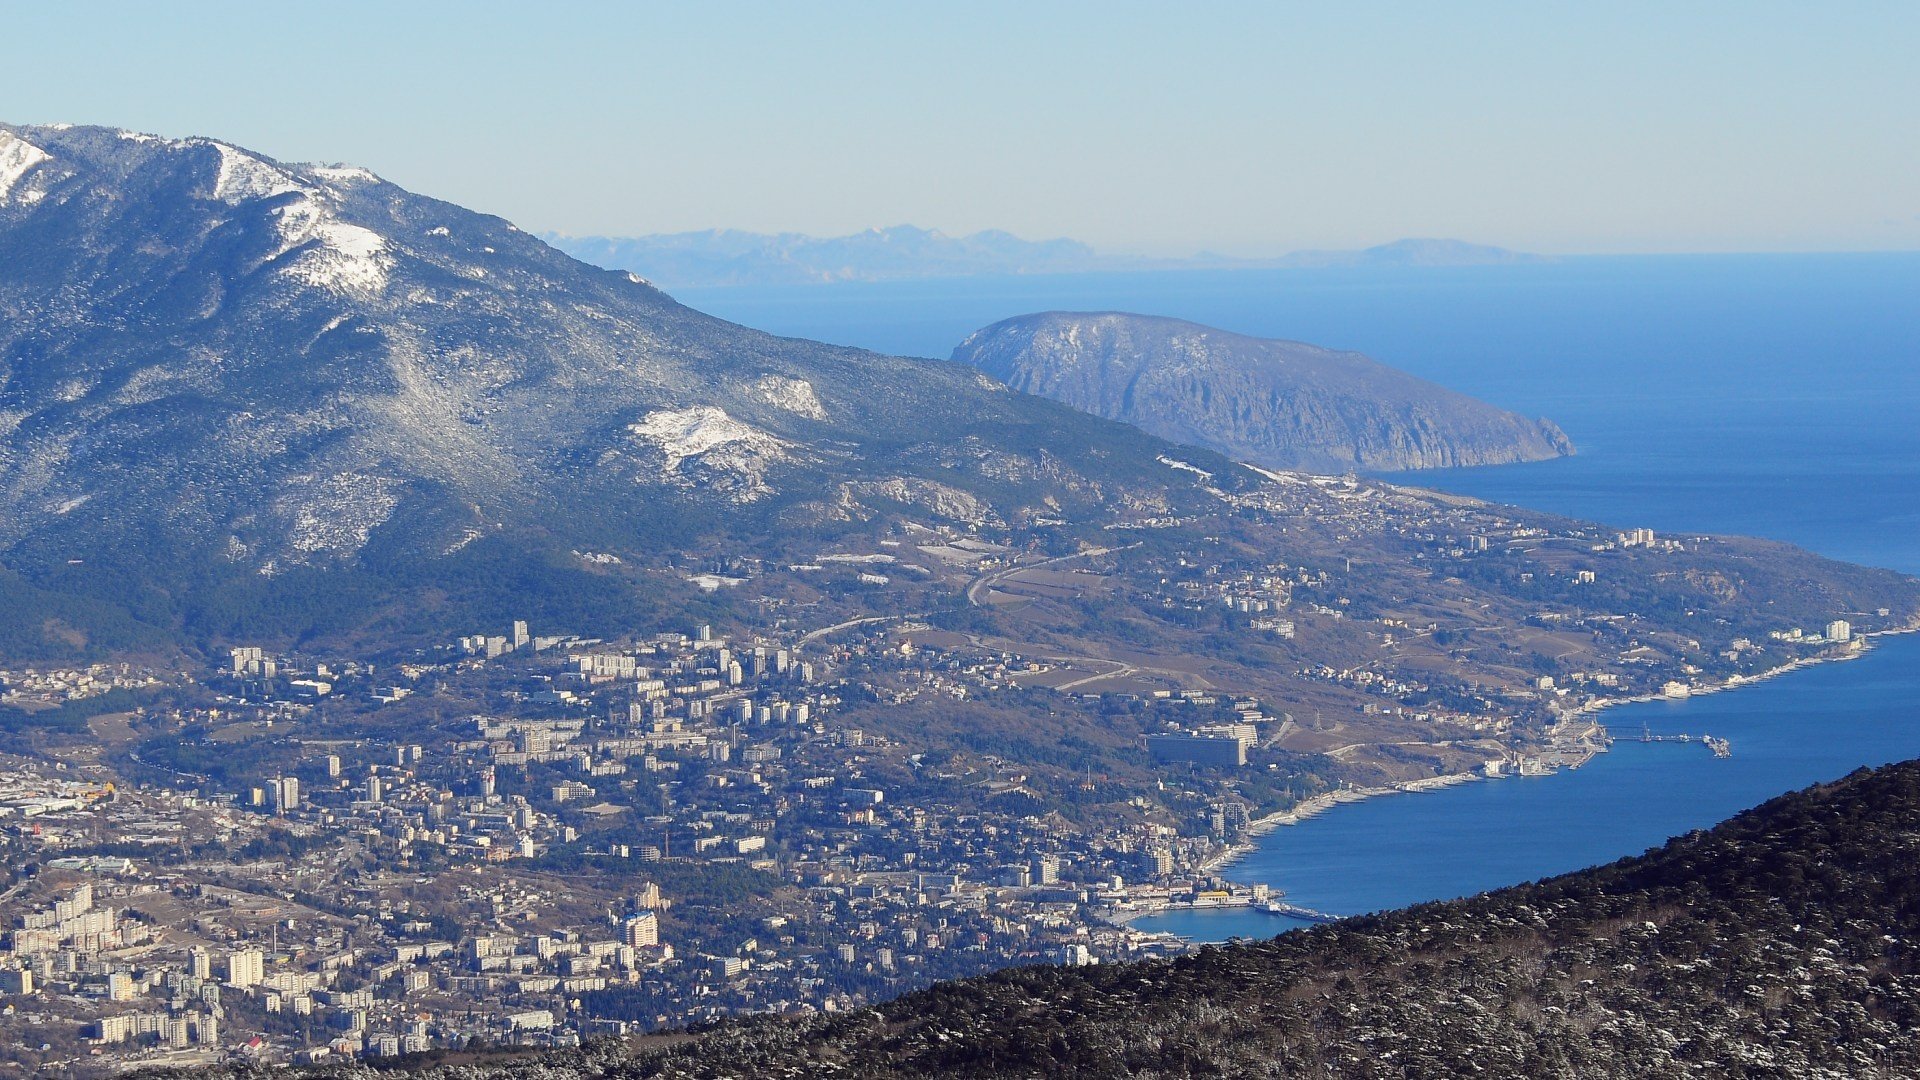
[0,122,1248,654]
[547,228,1544,289]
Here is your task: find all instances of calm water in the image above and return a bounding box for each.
[676,255,1920,939]
[1139,632,1920,939]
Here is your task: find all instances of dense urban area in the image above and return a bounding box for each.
[0,470,1901,1076]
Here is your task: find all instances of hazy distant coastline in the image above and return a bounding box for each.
[546,227,1544,290]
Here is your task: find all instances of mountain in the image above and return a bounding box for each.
[547,230,1543,290]
[0,124,1243,652]
[208,757,1920,1078]
[952,312,1575,472]
[546,225,1110,288]
[0,121,1905,687]
[1272,237,1545,268]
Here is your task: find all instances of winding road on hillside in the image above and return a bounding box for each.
[964,543,1139,606]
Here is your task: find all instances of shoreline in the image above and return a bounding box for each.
[1195,771,1485,877]
[1191,622,1920,885]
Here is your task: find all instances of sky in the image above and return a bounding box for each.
[4,1,1917,256]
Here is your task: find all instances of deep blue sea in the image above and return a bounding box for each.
[679,254,1920,939]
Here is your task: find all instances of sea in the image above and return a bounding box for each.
[678,253,1920,940]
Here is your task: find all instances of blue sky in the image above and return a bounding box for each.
[4,2,1916,254]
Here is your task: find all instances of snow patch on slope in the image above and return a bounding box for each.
[0,131,50,205]
[209,142,304,203]
[1158,455,1214,480]
[271,196,392,293]
[310,164,379,184]
[748,375,827,420]
[274,474,403,560]
[630,406,784,470]
[114,362,220,406]
[1243,463,1306,485]
[628,406,795,501]
[848,478,994,524]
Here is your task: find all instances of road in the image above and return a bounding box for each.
[799,543,1168,689]
[964,543,1139,607]
[797,614,915,650]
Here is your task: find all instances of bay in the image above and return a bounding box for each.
[1138,631,1920,939]
[674,254,1920,940]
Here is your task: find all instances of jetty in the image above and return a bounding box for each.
[1260,900,1341,923]
[1639,726,1732,758]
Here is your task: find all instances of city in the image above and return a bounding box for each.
[0,491,1890,1074]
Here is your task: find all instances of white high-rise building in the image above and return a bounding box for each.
[1828,619,1853,643]
[270,776,300,814]
[622,911,659,948]
[225,948,264,988]
[1059,943,1097,967]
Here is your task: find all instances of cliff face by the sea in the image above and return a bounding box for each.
[954,311,1574,472]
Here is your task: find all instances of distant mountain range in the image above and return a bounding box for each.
[953,312,1574,473]
[546,228,1543,289]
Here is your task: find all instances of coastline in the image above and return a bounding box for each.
[1193,623,1920,884]
[1195,771,1485,877]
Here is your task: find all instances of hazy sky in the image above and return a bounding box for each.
[5,2,1916,255]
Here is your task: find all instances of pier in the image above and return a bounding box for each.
[1260,900,1341,923]
[1639,726,1732,758]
